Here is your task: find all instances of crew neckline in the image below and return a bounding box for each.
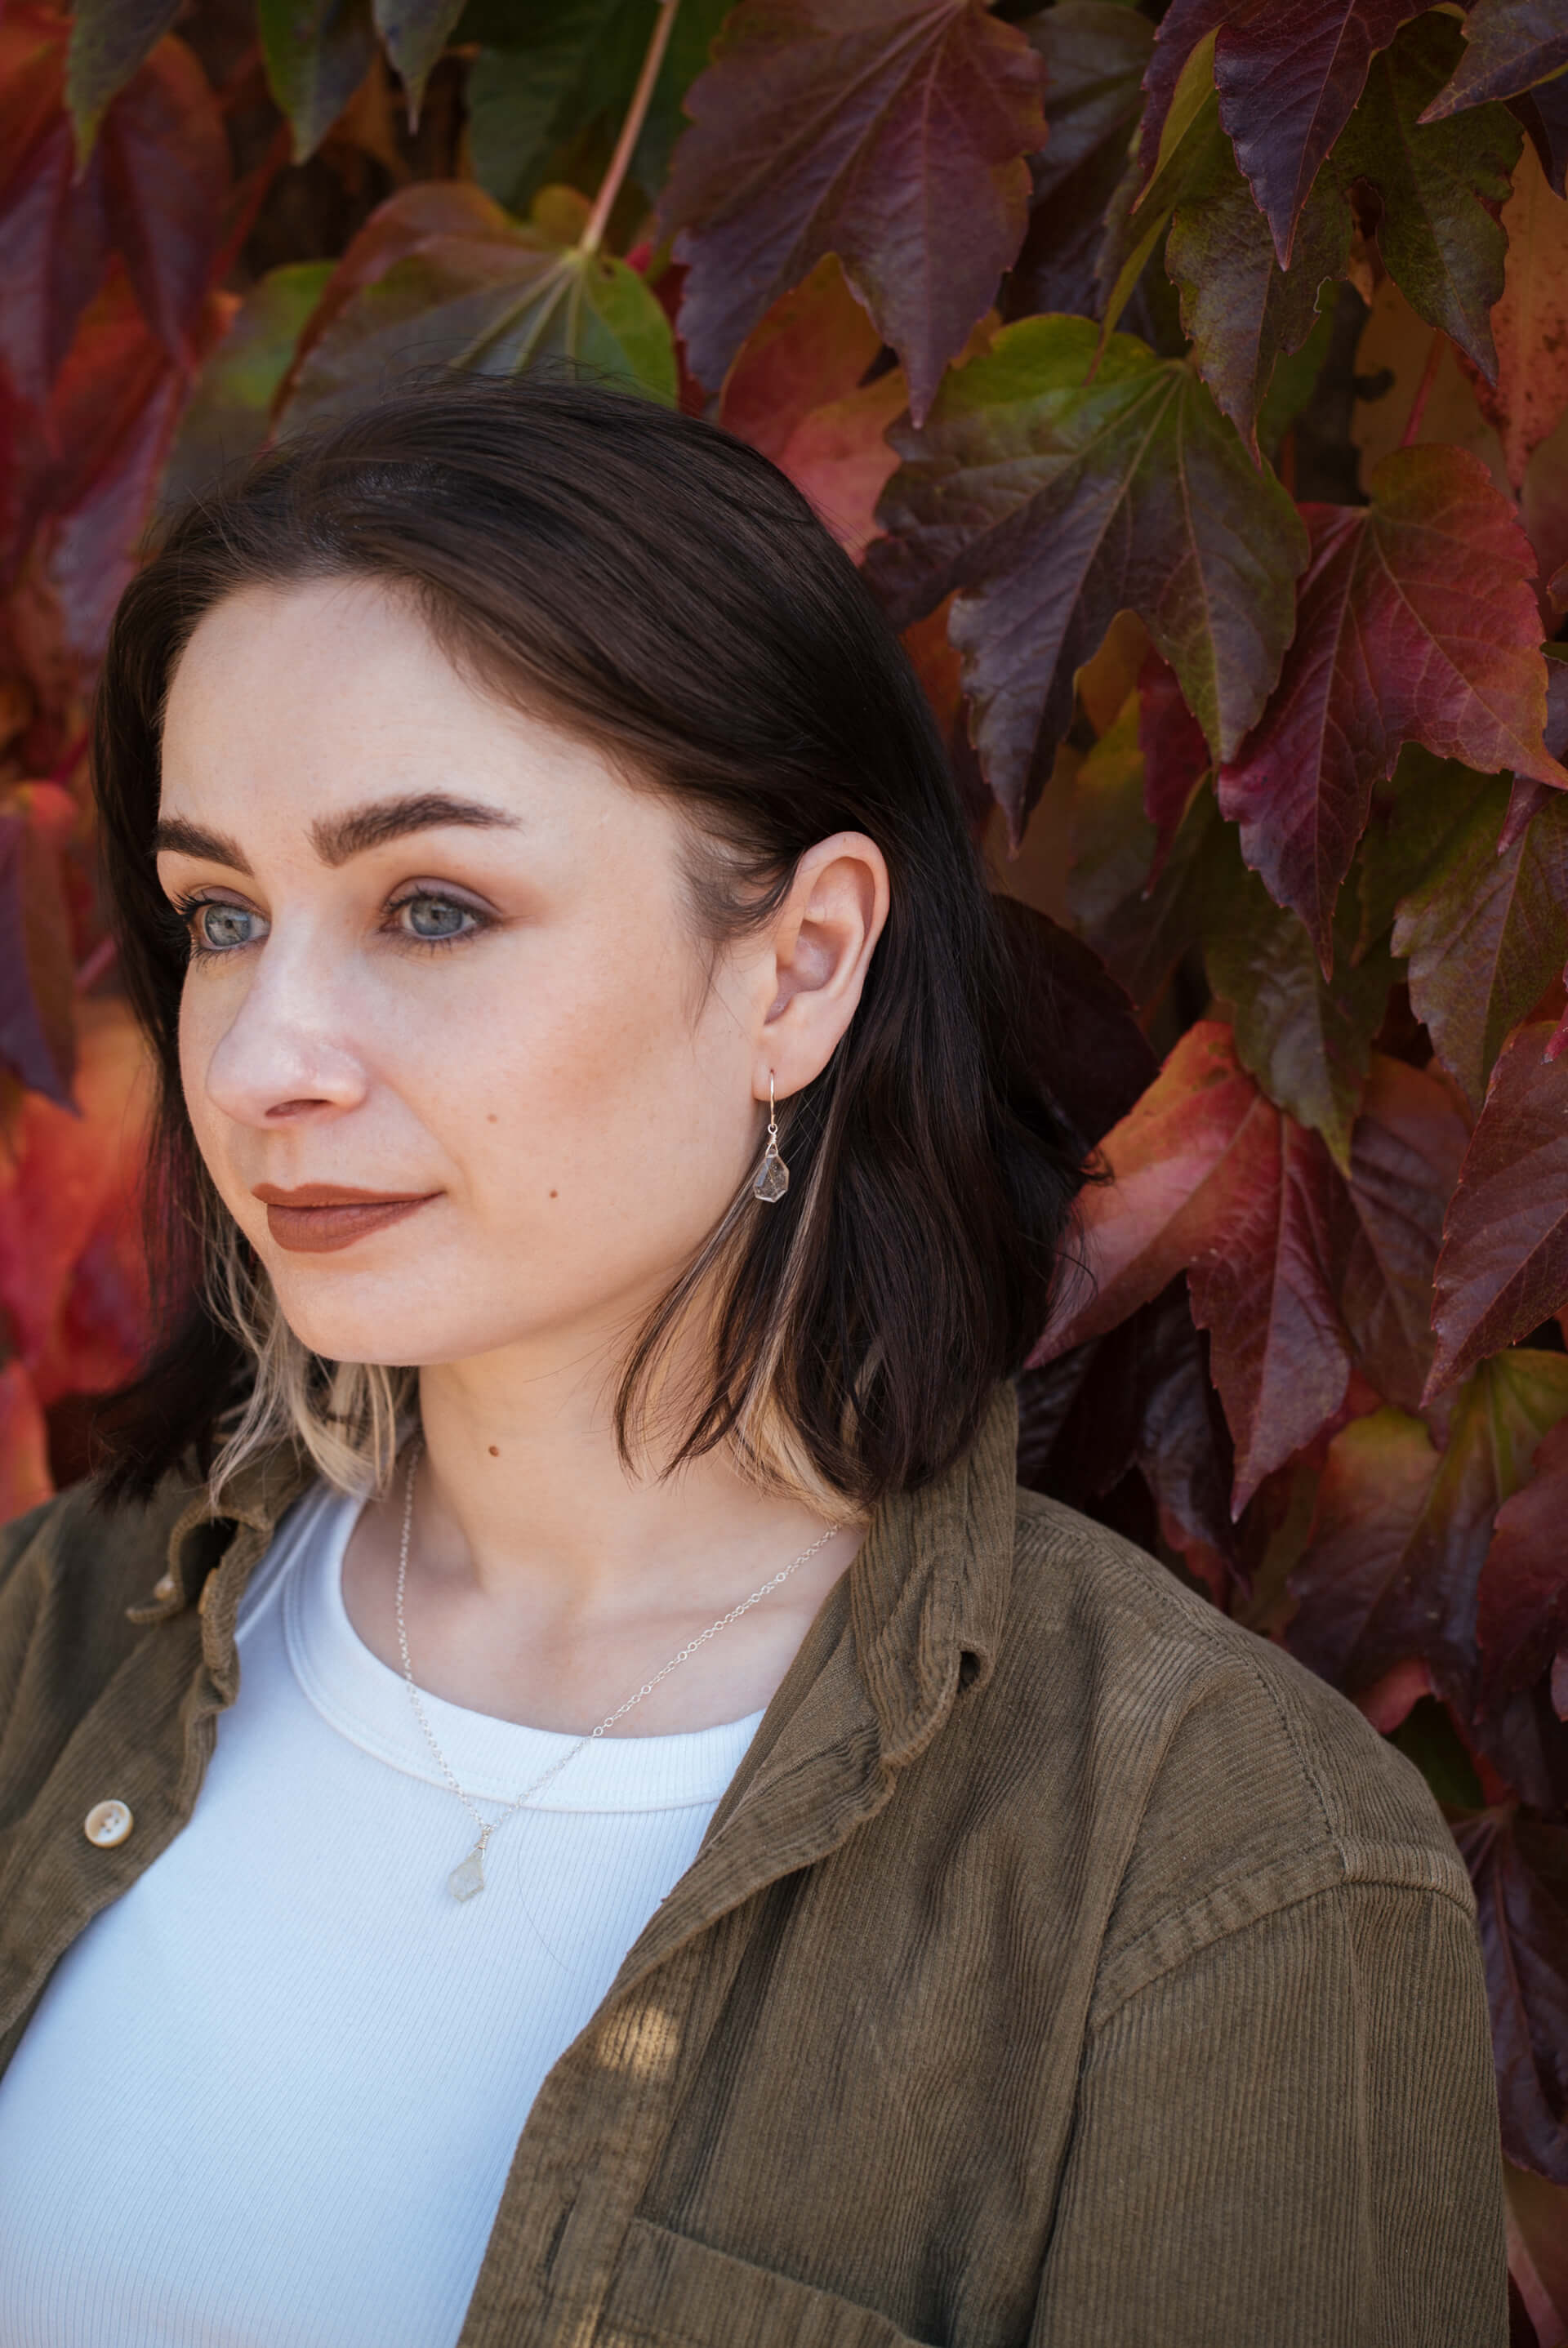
[278,1481,765,1812]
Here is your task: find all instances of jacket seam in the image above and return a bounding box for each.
[1088,1867,1478,2034]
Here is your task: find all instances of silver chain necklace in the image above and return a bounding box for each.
[394,1436,840,1901]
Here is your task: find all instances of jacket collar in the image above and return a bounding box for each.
[144,1383,1020,1767]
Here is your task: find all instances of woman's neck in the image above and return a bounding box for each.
[337,1333,865,1735]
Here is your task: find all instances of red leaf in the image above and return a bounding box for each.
[1009,1,1153,321]
[991,895,1157,1150]
[1480,1416,1568,1708]
[717,255,884,463]
[1339,1054,1468,1410]
[0,1356,51,1520]
[0,792,75,1104]
[1138,652,1209,875]
[1463,140,1568,491]
[1454,1810,1568,2181]
[0,8,224,409]
[1429,1022,1568,1396]
[1290,1353,1568,1707]
[0,998,150,1397]
[1419,0,1568,121]
[1217,446,1567,968]
[1033,1020,1352,1508]
[657,0,1046,425]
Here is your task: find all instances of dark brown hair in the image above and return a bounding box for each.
[90,368,1084,1513]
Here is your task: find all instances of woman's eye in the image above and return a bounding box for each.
[185,901,265,954]
[394,895,478,943]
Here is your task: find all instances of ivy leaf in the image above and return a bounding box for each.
[1032,1020,1352,1509]
[1068,745,1220,1014]
[159,262,333,516]
[1138,652,1209,875]
[1334,12,1521,384]
[1429,1022,1568,1396]
[1463,140,1568,489]
[658,0,1046,425]
[1217,446,1567,969]
[1393,778,1568,1111]
[281,184,677,430]
[1355,746,1498,953]
[1339,1054,1468,1411]
[373,0,467,123]
[1510,68,1568,198]
[64,0,179,156]
[992,895,1156,1150]
[1419,0,1568,120]
[0,791,76,1107]
[1202,840,1398,1170]
[1140,0,1424,265]
[0,11,227,407]
[1018,1278,1239,1591]
[465,0,730,220]
[1007,2,1152,321]
[1479,1416,1568,1708]
[865,315,1308,841]
[1290,1353,1568,1707]
[1454,1811,1568,2181]
[258,0,377,164]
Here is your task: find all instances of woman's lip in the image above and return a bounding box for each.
[264,1195,438,1254]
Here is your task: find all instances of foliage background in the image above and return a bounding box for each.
[3,0,1568,2325]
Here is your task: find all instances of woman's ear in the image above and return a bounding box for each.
[752,832,890,1103]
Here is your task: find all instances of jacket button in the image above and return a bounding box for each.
[83,1800,134,1848]
[154,1572,176,1601]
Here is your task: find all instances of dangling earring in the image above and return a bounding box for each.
[753,1069,790,1202]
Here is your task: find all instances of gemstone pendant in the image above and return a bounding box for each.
[448,1847,486,1901]
[753,1146,789,1204]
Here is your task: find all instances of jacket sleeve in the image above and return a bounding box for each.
[1028,1876,1509,2348]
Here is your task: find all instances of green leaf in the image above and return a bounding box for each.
[1336,12,1521,383]
[159,262,335,517]
[866,314,1309,841]
[65,0,180,157]
[1355,746,1499,955]
[1096,30,1222,341]
[1393,783,1568,1111]
[373,0,466,121]
[281,184,677,431]
[259,0,378,163]
[1202,824,1397,1169]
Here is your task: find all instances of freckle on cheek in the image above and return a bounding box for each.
[549,1188,558,1198]
[487,1113,498,1124]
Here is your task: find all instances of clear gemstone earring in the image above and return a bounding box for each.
[753,1069,790,1202]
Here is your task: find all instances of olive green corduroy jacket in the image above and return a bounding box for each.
[0,1387,1508,2346]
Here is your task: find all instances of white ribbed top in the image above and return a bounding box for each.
[0,1478,763,2347]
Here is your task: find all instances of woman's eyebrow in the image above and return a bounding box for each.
[151,793,525,873]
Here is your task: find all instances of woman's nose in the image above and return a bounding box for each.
[197,951,370,1127]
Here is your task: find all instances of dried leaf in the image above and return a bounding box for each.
[866,314,1307,841]
[1465,139,1568,489]
[658,0,1045,425]
[1429,1022,1568,1396]
[1217,445,1567,968]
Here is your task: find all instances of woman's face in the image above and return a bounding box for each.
[156,577,819,1374]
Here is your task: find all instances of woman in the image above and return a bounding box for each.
[0,374,1505,2346]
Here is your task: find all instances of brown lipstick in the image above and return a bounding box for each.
[252,1183,439,1254]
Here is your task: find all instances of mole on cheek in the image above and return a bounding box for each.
[488,1445,500,1457]
[549,1188,558,1198]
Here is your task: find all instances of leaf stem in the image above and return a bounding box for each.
[578,0,681,258]
[1400,330,1445,449]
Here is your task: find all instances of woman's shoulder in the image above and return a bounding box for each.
[991,1485,1473,2010]
[0,1466,208,1642]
